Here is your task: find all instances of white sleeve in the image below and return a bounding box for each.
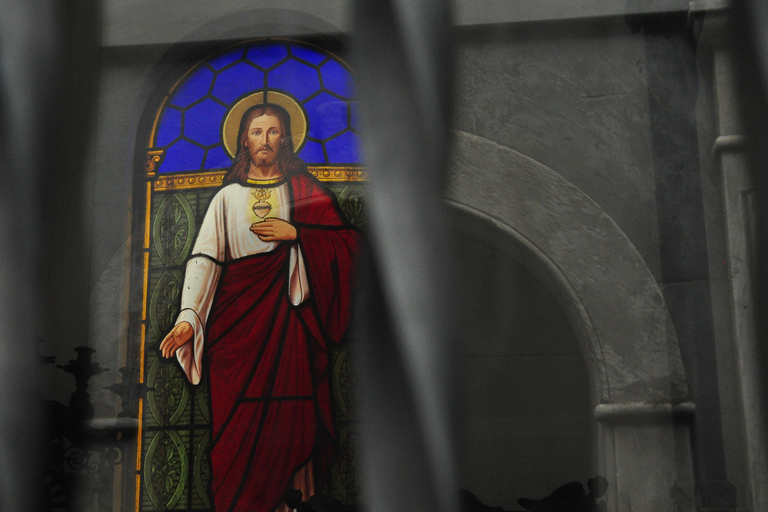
[175,256,221,384]
[288,244,311,306]
[174,192,225,384]
[190,190,226,261]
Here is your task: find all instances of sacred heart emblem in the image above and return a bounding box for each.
[252,201,271,218]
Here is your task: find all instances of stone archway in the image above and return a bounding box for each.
[447,130,696,511]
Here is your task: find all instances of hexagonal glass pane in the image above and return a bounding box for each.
[290,45,327,66]
[156,107,182,147]
[185,99,227,146]
[171,67,214,108]
[350,101,359,131]
[268,60,321,101]
[321,59,354,99]
[325,131,361,164]
[298,140,325,164]
[160,139,205,173]
[212,62,265,104]
[203,146,232,170]
[246,42,289,69]
[209,46,245,70]
[305,92,348,140]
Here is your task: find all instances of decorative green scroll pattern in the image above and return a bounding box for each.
[141,181,365,511]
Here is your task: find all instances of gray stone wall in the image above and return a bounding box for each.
[454,19,662,280]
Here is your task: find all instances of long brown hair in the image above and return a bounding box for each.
[224,103,306,184]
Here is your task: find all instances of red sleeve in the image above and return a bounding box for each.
[290,174,361,343]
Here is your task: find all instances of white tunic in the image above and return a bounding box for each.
[173,182,310,384]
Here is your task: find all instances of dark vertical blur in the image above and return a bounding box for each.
[352,0,460,512]
[733,0,768,509]
[0,1,64,510]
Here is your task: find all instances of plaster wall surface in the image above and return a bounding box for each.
[453,19,663,282]
[81,45,172,416]
[45,44,171,417]
[100,0,690,47]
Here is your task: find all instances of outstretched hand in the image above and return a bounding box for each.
[160,321,193,358]
[250,218,297,241]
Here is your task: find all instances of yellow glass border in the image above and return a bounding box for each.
[152,166,366,191]
[308,167,367,182]
[153,171,226,191]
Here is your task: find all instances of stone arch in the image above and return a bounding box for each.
[447,130,688,406]
[448,131,696,510]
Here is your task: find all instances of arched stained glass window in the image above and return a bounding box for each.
[149,39,361,173]
[135,38,365,512]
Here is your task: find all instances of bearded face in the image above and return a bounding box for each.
[244,114,283,168]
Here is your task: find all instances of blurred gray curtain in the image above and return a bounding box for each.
[0,1,63,511]
[352,1,460,512]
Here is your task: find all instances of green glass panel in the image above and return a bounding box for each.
[194,189,217,221]
[146,355,191,426]
[143,351,160,428]
[149,269,184,341]
[331,343,354,421]
[330,424,359,505]
[144,430,190,510]
[153,193,196,266]
[192,430,212,509]
[333,184,367,230]
[194,379,211,425]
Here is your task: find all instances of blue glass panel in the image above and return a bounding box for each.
[320,60,354,99]
[246,42,289,69]
[156,107,182,147]
[170,67,214,108]
[268,60,320,101]
[290,45,327,66]
[160,139,205,173]
[209,46,244,70]
[298,140,325,164]
[211,62,265,104]
[185,99,228,146]
[203,146,232,169]
[350,101,359,131]
[325,131,361,163]
[304,93,348,140]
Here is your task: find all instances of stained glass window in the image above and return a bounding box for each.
[136,38,365,512]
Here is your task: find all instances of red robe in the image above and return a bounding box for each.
[204,173,359,512]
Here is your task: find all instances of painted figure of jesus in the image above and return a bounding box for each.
[159,94,360,512]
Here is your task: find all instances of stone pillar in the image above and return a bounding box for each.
[695,3,766,510]
[596,403,696,511]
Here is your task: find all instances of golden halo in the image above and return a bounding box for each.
[221,90,308,158]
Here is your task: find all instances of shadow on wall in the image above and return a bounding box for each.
[452,211,595,511]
